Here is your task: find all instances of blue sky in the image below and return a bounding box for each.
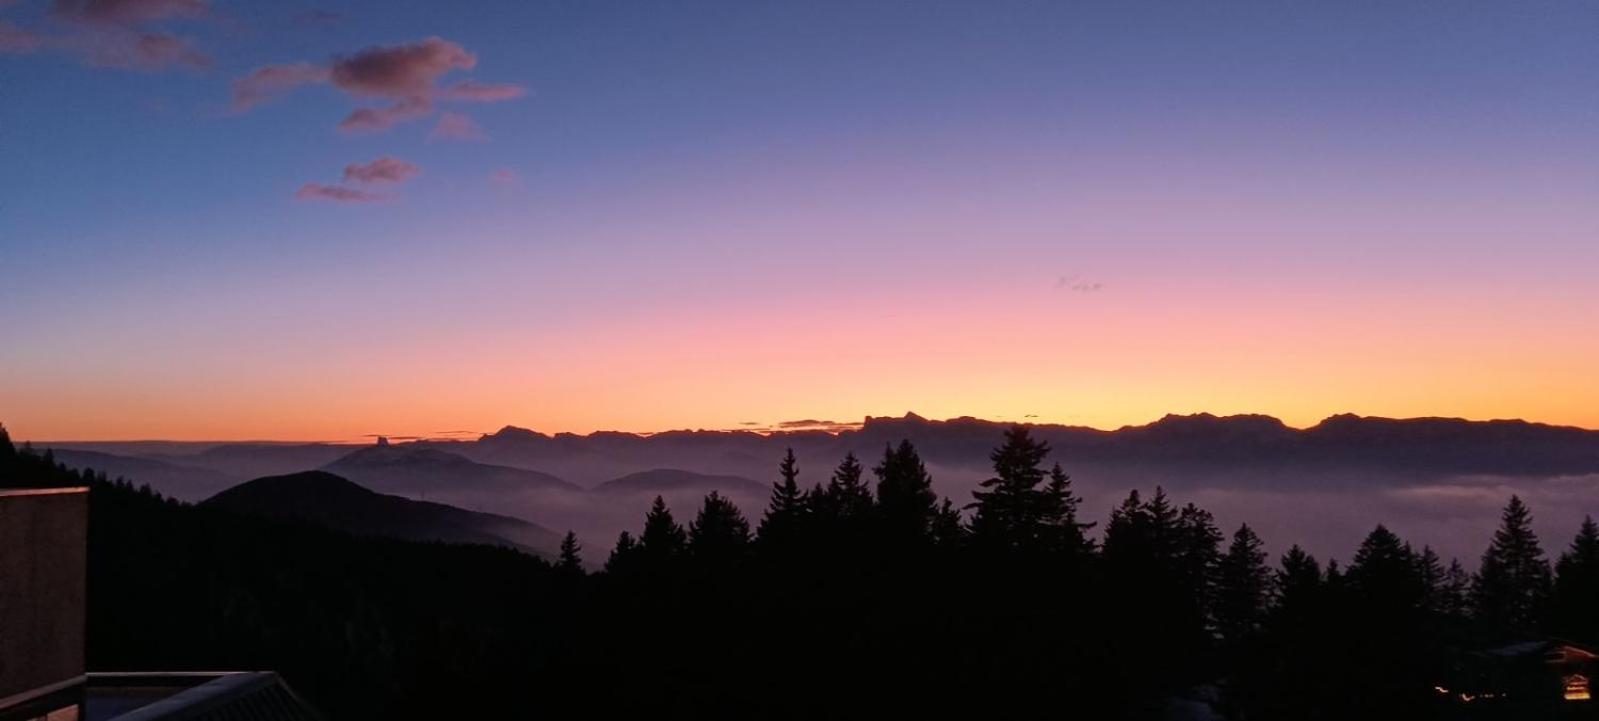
[2,0,1597,439]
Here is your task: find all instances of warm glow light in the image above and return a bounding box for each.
[1566,674,1591,702]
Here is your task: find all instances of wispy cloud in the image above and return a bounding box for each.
[50,0,208,25]
[0,21,44,53]
[230,62,330,111]
[342,156,420,184]
[6,0,211,69]
[230,36,526,133]
[430,111,486,141]
[437,80,525,102]
[489,168,518,186]
[338,95,430,133]
[1055,275,1104,293]
[294,183,386,204]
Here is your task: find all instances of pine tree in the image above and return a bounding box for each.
[1437,559,1473,622]
[1473,496,1551,634]
[1553,516,1599,642]
[873,440,937,543]
[639,495,687,564]
[1216,524,1269,644]
[968,425,1051,552]
[558,531,584,576]
[757,448,807,548]
[819,452,873,525]
[1347,525,1422,610]
[689,491,752,564]
[1273,545,1323,618]
[929,498,966,550]
[1039,462,1093,557]
[606,531,641,574]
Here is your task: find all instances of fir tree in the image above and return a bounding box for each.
[689,491,752,564]
[968,425,1051,552]
[819,452,873,525]
[1216,524,1269,644]
[558,531,584,576]
[1437,559,1473,622]
[929,498,966,550]
[639,495,688,564]
[1553,516,1599,642]
[1273,545,1322,618]
[606,531,641,574]
[1039,462,1093,557]
[757,448,807,548]
[873,440,938,543]
[1347,525,1422,610]
[1473,496,1551,634]
[1175,502,1224,624]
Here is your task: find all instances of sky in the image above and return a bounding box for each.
[2,0,1596,441]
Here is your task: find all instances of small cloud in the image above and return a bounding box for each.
[0,21,44,54]
[437,80,525,102]
[330,36,474,99]
[430,111,486,141]
[84,31,208,70]
[51,0,208,25]
[343,156,420,184]
[230,62,329,111]
[232,36,522,133]
[489,168,519,185]
[294,183,386,204]
[1055,275,1104,293]
[339,96,431,133]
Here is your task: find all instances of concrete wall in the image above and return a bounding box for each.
[0,488,88,703]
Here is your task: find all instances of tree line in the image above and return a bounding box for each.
[4,423,1598,719]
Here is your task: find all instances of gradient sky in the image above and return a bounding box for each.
[3,0,1596,440]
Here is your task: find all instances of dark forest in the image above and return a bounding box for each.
[3,424,1596,719]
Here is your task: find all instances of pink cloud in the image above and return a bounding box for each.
[329,37,474,99]
[0,21,44,54]
[230,62,330,111]
[52,0,207,25]
[343,157,420,184]
[295,183,386,204]
[232,36,523,133]
[437,80,526,103]
[430,111,486,141]
[490,168,518,186]
[338,96,432,133]
[82,31,208,70]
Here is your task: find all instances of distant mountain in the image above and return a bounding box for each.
[201,471,562,558]
[593,468,766,496]
[322,442,579,496]
[45,449,240,502]
[35,412,1599,495]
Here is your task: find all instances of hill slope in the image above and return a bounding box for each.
[201,471,562,557]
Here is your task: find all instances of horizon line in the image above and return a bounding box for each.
[14,409,1599,445]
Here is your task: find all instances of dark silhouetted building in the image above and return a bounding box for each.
[0,487,319,721]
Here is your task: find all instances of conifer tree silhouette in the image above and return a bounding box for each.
[1473,495,1551,635]
[557,531,583,575]
[639,495,687,566]
[757,448,806,549]
[606,531,641,574]
[689,491,752,565]
[873,440,937,544]
[1216,523,1269,645]
[968,425,1051,552]
[1552,515,1599,643]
